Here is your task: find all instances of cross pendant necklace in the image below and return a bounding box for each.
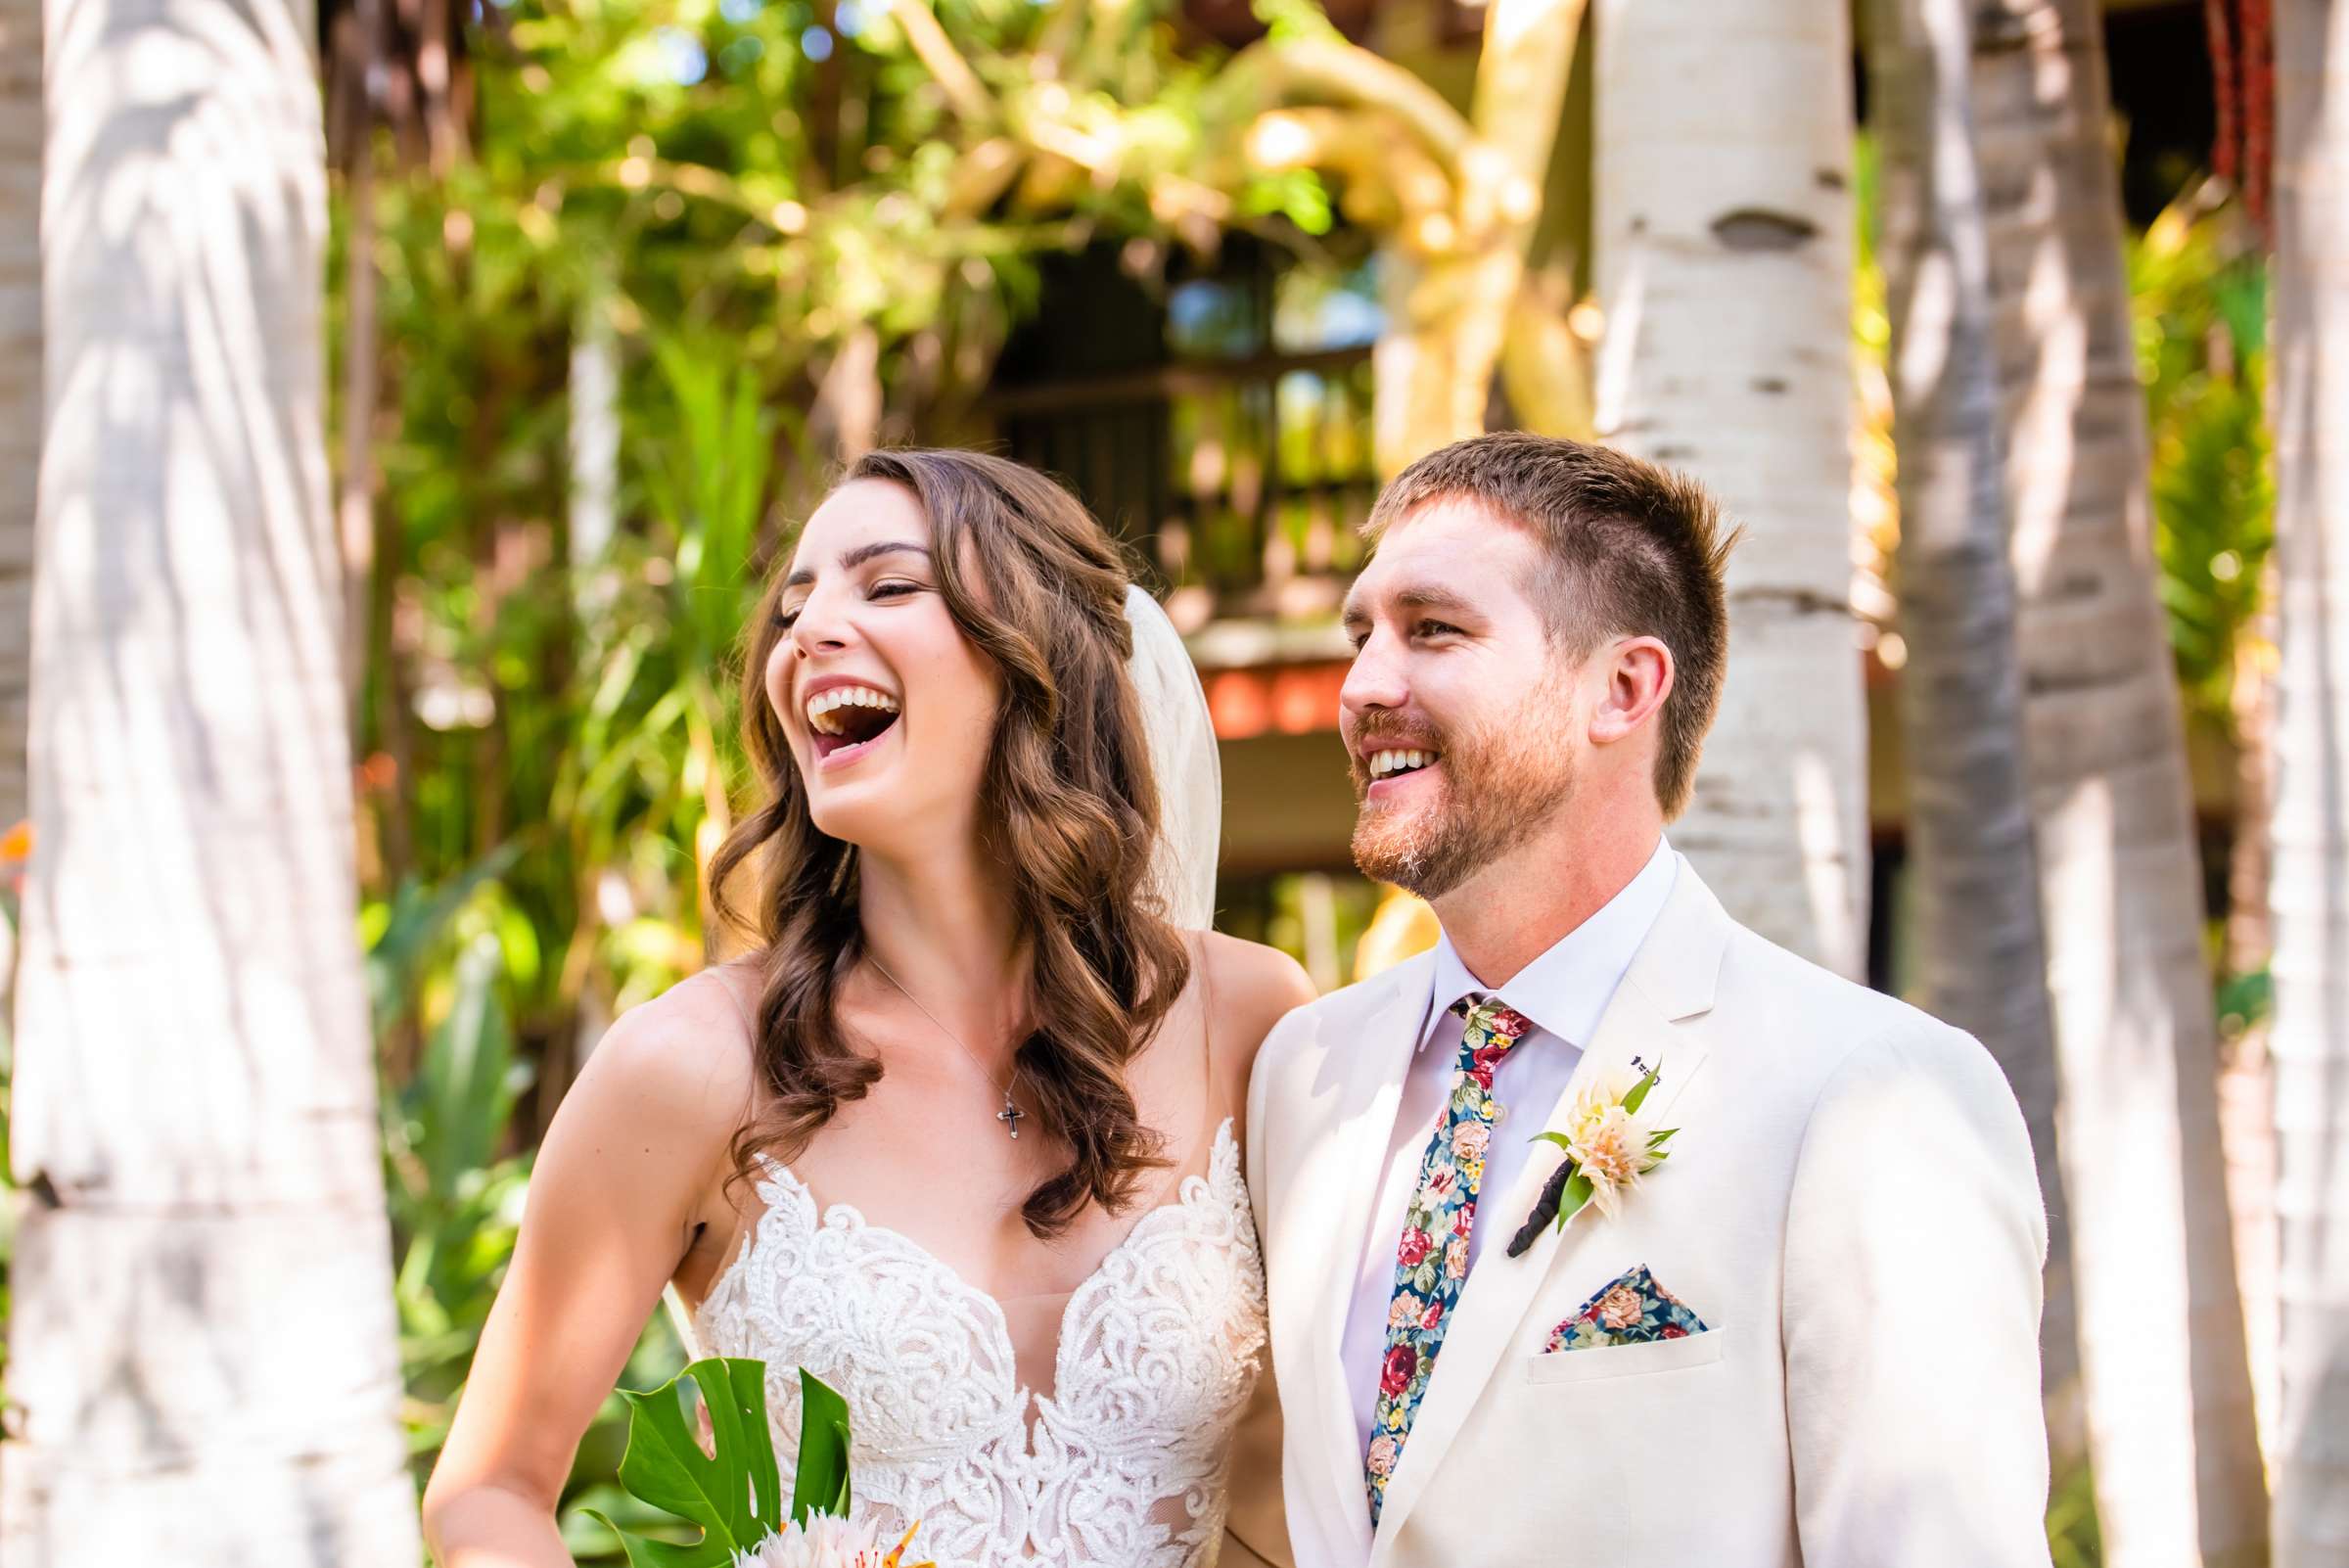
[870,955,1028,1140]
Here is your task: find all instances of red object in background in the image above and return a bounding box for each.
[1204,662,1352,740]
[2209,0,2275,232]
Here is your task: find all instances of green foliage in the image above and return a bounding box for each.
[2131,186,2273,732]
[2047,1462,2104,1568]
[2216,962,2273,1043]
[790,1370,854,1525]
[587,1361,858,1567]
[586,1359,789,1567]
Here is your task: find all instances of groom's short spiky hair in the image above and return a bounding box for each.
[1363,433,1740,820]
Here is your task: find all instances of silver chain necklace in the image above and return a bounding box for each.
[868,955,1028,1139]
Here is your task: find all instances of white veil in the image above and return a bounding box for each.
[1124,583,1221,931]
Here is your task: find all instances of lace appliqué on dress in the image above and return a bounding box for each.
[694,1119,1267,1568]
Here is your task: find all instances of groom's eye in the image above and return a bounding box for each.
[1416,620,1462,639]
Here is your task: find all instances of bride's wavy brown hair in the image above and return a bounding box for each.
[708,447,1192,1239]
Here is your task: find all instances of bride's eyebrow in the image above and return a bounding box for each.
[781,541,932,591]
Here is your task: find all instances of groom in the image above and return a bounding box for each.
[1244,434,2053,1567]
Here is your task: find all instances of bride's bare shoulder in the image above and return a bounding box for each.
[1195,932,1316,1074]
[555,961,760,1161]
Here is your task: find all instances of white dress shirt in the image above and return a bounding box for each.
[1339,835,1680,1455]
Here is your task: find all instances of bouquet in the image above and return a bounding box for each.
[588,1358,933,1568]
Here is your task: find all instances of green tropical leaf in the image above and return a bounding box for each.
[584,1357,786,1568]
[791,1366,852,1526]
[1554,1172,1594,1229]
[1623,1061,1663,1116]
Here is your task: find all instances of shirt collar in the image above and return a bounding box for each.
[1419,834,1680,1052]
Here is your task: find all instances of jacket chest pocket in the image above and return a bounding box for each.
[1521,1323,1731,1385]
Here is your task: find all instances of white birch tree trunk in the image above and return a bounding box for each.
[1865,0,2080,1461]
[1974,1,2269,1561]
[0,0,421,1554]
[2269,0,2349,1557]
[1591,0,1867,977]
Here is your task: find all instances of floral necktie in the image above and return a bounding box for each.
[1363,993,1534,1528]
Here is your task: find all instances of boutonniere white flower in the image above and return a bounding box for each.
[1504,1057,1678,1258]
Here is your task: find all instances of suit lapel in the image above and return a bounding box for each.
[1367,865,1730,1558]
[1293,951,1435,1568]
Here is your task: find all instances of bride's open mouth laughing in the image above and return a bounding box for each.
[805,680,902,771]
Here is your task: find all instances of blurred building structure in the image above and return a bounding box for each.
[979,0,2233,992]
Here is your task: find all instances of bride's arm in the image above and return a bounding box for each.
[422,977,750,1567]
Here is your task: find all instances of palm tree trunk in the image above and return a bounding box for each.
[1865,0,2081,1465]
[2222,585,2280,1468]
[0,0,35,838]
[1973,1,2269,1561]
[338,113,379,741]
[0,0,421,1556]
[1590,0,1868,977]
[2268,0,2349,1557]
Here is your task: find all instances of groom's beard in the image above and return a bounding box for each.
[1349,682,1577,901]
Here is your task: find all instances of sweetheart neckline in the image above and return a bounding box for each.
[699,1115,1246,1407]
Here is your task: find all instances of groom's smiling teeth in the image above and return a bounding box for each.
[1367,748,1438,779]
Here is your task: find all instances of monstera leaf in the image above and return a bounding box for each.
[789,1367,852,1526]
[586,1359,850,1567]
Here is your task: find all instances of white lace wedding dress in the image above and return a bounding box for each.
[692,1116,1267,1568]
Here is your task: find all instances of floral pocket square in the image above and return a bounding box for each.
[1544,1264,1711,1352]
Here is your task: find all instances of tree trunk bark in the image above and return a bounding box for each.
[1974,1,2270,1561]
[0,0,34,838]
[338,111,378,743]
[1591,0,1868,977]
[0,0,422,1555]
[1865,0,2082,1465]
[2222,580,2280,1469]
[2269,0,2349,1558]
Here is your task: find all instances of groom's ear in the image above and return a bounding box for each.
[1588,636,1675,747]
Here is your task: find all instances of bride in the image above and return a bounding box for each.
[422,448,1313,1568]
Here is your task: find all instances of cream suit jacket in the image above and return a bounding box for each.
[1244,861,2054,1568]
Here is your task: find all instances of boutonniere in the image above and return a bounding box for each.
[1504,1057,1678,1258]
